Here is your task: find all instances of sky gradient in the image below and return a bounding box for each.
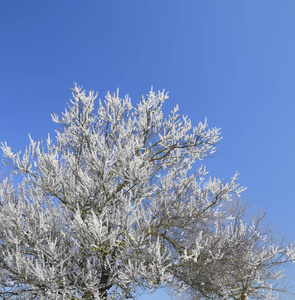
[1,1,295,299]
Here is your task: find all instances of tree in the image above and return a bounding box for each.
[172,200,295,300]
[0,84,293,299]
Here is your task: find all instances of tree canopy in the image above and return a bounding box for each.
[0,85,293,299]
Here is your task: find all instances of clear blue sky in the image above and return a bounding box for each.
[1,1,295,299]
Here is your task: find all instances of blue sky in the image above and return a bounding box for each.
[1,1,295,299]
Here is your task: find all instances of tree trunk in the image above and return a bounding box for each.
[241,294,248,300]
[97,269,111,300]
[82,271,111,300]
[83,290,95,299]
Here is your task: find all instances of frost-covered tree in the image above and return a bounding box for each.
[173,200,295,300]
[0,84,293,299]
